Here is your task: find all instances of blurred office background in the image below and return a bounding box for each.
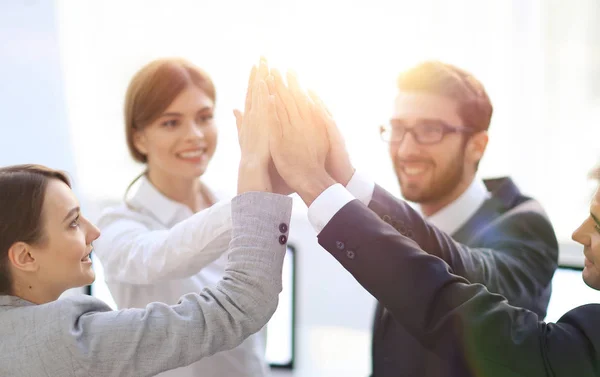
[2,0,600,376]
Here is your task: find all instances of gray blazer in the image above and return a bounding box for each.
[0,192,292,377]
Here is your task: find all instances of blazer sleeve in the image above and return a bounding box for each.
[59,192,292,377]
[318,199,600,377]
[93,200,232,284]
[368,185,558,313]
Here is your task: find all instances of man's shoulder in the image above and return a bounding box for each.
[461,177,556,244]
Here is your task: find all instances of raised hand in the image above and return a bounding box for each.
[234,58,293,195]
[307,91,355,186]
[267,69,335,205]
[235,60,279,194]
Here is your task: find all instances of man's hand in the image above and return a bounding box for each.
[267,69,335,205]
[308,90,355,186]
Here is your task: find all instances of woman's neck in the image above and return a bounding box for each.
[11,280,59,305]
[146,169,211,212]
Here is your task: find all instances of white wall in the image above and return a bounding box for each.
[0,1,76,172]
[0,0,85,297]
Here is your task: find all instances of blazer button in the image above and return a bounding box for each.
[278,235,287,245]
[279,223,288,233]
[336,241,345,250]
[346,250,355,259]
[382,215,391,223]
[406,229,413,238]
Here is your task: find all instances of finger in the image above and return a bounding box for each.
[233,109,243,134]
[267,74,290,126]
[308,89,333,117]
[257,56,269,81]
[266,74,276,95]
[244,65,257,114]
[267,93,282,139]
[257,79,269,118]
[273,92,291,136]
[307,90,341,142]
[271,68,301,124]
[251,75,262,117]
[286,70,311,120]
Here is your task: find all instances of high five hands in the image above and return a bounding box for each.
[234,57,355,204]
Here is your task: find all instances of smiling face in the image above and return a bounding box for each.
[572,187,600,290]
[389,61,493,214]
[390,92,472,205]
[7,178,100,301]
[133,86,217,182]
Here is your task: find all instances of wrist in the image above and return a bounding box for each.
[296,170,336,206]
[336,165,356,187]
[238,159,271,194]
[327,152,355,187]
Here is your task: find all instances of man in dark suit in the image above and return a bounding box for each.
[325,61,559,376]
[263,69,597,377]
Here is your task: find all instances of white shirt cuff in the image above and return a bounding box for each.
[307,183,355,234]
[345,170,375,206]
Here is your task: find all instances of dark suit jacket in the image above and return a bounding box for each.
[318,199,598,377]
[369,178,559,376]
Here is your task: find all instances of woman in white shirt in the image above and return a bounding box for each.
[94,58,273,377]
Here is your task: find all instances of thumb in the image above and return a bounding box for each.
[308,90,332,117]
[308,90,342,144]
[233,109,243,134]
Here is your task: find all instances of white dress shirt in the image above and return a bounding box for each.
[307,171,489,236]
[93,176,269,377]
[425,178,491,235]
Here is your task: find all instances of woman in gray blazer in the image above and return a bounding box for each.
[0,72,290,377]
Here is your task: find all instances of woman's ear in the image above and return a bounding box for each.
[7,242,38,273]
[133,130,148,156]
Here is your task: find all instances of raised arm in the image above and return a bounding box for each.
[60,191,292,377]
[367,184,558,314]
[318,199,599,377]
[93,200,232,285]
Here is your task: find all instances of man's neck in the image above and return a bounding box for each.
[419,176,476,217]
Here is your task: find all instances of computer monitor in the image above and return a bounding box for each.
[87,244,296,369]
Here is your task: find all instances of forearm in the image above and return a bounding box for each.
[70,192,293,377]
[95,201,232,284]
[317,201,549,376]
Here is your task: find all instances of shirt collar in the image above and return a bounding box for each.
[0,295,35,309]
[126,175,197,226]
[422,178,491,235]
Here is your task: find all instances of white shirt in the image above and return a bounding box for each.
[307,171,489,236]
[94,176,269,377]
[425,178,491,235]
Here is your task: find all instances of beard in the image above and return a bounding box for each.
[396,147,466,204]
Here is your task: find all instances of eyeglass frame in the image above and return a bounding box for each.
[379,119,477,145]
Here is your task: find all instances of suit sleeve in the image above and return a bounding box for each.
[318,199,600,377]
[367,185,558,314]
[59,192,292,377]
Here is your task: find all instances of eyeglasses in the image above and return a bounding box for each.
[380,119,475,145]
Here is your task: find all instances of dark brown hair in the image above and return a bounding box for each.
[397,61,493,132]
[0,164,71,295]
[124,58,216,163]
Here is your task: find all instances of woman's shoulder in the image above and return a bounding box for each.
[95,202,149,228]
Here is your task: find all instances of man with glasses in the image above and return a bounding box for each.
[321,61,559,376]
